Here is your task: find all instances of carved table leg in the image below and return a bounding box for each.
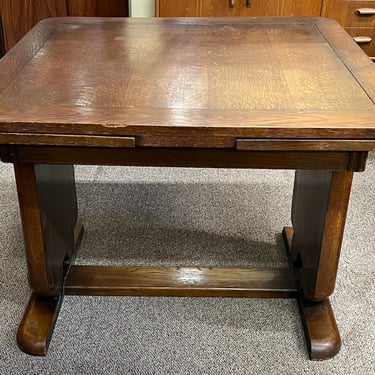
[14,163,82,356]
[284,170,353,360]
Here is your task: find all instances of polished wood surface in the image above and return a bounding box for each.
[65,266,298,297]
[0,17,374,359]
[0,17,375,146]
[0,0,129,52]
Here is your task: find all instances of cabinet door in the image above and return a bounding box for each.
[68,0,128,17]
[228,0,282,16]
[199,0,230,16]
[0,0,67,51]
[158,0,268,16]
[158,1,322,17]
[158,0,200,17]
[282,0,322,16]
[229,0,321,16]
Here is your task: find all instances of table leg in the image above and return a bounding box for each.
[14,163,82,355]
[284,170,353,360]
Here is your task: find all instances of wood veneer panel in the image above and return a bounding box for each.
[322,0,375,27]
[345,26,375,56]
[68,0,128,17]
[0,0,66,51]
[158,0,199,17]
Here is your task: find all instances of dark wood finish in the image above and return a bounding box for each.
[0,18,375,144]
[10,146,359,171]
[0,17,5,57]
[17,222,83,356]
[158,0,200,17]
[16,293,63,356]
[283,227,341,360]
[0,17,374,358]
[0,0,67,51]
[290,171,353,301]
[237,139,375,151]
[0,133,136,148]
[298,297,341,360]
[68,0,128,17]
[14,163,79,296]
[65,266,298,297]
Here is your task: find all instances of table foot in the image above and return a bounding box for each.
[17,222,83,356]
[282,226,341,360]
[17,293,63,356]
[298,296,341,360]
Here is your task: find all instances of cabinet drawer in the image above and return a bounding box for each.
[345,27,375,57]
[157,0,322,17]
[228,0,321,16]
[323,1,375,27]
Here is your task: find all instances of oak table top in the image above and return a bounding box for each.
[0,16,375,150]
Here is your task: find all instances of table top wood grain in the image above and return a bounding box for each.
[0,17,375,148]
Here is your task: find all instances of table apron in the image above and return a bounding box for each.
[0,145,368,172]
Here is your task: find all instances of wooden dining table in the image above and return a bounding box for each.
[0,16,374,360]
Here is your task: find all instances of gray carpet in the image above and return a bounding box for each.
[0,157,374,374]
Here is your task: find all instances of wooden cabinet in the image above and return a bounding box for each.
[322,0,375,59]
[0,0,67,51]
[68,0,128,17]
[229,0,321,16]
[345,27,375,57]
[157,0,321,17]
[322,1,375,27]
[0,14,5,57]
